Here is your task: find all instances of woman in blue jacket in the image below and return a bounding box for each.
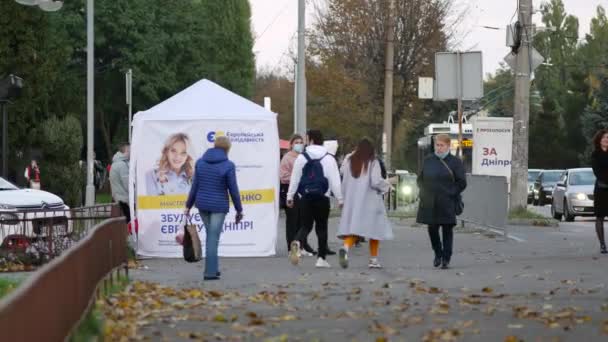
[185,136,243,280]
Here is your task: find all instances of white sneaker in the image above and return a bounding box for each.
[301,250,314,257]
[368,258,382,269]
[289,241,300,265]
[315,257,331,268]
[338,247,349,269]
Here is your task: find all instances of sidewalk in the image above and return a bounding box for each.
[119,217,608,341]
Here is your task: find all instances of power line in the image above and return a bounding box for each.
[254,1,291,44]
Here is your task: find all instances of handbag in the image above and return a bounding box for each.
[182,218,202,263]
[438,158,464,216]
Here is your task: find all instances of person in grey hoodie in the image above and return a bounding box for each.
[110,143,131,221]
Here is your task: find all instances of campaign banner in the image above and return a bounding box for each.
[135,120,278,257]
[472,117,513,183]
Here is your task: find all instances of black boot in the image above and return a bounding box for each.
[441,257,450,269]
[433,255,441,268]
[601,244,607,254]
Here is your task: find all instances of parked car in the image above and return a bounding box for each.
[533,169,564,206]
[0,177,69,247]
[527,169,543,204]
[551,168,595,222]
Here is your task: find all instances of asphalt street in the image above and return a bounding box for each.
[117,210,608,342]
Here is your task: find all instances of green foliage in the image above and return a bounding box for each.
[40,116,84,207]
[581,74,608,163]
[0,278,19,299]
[1,1,255,182]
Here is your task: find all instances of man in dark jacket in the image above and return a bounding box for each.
[416,134,466,269]
[185,136,243,280]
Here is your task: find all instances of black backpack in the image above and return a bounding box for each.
[377,158,388,179]
[297,152,329,200]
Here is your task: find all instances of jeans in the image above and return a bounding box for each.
[297,197,330,259]
[200,211,227,278]
[428,225,454,260]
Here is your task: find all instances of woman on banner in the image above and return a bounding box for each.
[416,133,466,269]
[337,138,393,269]
[591,128,608,254]
[185,136,243,280]
[280,134,316,256]
[146,133,195,196]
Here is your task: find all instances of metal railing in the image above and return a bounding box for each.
[0,204,121,270]
[0,216,128,341]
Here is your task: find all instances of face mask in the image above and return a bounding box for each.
[293,144,304,153]
[435,151,449,159]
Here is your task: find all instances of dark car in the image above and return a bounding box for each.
[533,169,564,206]
[527,169,543,204]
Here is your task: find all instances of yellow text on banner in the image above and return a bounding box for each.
[137,189,275,210]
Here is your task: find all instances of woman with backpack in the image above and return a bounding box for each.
[416,134,466,269]
[337,138,393,269]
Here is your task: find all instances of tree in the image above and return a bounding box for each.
[40,116,84,207]
[308,0,460,167]
[252,71,294,139]
[581,74,608,163]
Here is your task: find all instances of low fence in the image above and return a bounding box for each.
[0,216,128,341]
[459,174,509,234]
[0,204,119,269]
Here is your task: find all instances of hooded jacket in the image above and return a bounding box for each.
[186,148,243,213]
[110,151,130,203]
[286,144,343,203]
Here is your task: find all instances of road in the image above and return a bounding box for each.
[95,210,608,342]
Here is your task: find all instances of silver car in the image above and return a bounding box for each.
[551,168,595,222]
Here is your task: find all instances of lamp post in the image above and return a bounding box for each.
[0,75,24,179]
[15,0,96,205]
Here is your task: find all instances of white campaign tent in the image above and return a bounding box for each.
[129,79,279,257]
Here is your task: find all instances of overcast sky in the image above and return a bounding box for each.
[250,0,605,76]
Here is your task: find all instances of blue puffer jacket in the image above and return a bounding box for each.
[186,148,243,213]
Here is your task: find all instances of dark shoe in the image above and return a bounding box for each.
[326,249,337,256]
[204,276,220,280]
[433,256,441,268]
[441,257,450,269]
[601,245,607,254]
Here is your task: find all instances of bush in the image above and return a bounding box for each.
[40,116,83,207]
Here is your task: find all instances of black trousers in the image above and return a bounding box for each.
[297,197,330,259]
[285,196,301,250]
[118,201,131,223]
[428,225,454,260]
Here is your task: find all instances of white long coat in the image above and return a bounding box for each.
[337,156,393,241]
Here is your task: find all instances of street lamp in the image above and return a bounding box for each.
[0,75,24,179]
[15,0,96,206]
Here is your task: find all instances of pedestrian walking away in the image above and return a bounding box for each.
[110,144,131,222]
[287,129,343,268]
[280,134,316,257]
[591,128,608,254]
[185,136,244,280]
[337,138,393,269]
[416,133,467,269]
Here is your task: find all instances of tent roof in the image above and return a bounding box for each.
[133,79,275,122]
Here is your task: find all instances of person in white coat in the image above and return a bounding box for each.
[287,129,343,268]
[337,138,393,269]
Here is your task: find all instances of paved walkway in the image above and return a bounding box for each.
[114,217,608,341]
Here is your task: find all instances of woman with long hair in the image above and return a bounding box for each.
[337,138,393,269]
[591,128,608,254]
[146,133,195,195]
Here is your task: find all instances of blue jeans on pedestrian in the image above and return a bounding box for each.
[200,211,226,278]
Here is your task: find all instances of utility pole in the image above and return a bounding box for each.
[456,51,464,158]
[510,0,533,210]
[295,0,307,135]
[126,69,133,143]
[382,0,395,169]
[85,0,95,206]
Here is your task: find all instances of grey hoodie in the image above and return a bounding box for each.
[110,151,130,203]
